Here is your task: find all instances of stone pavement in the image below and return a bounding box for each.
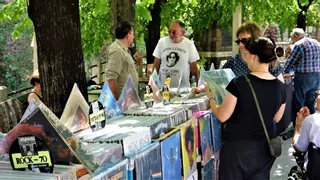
[270,137,296,180]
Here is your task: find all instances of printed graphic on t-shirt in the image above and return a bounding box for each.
[166,52,180,68]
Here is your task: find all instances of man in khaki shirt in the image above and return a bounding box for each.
[105,21,139,100]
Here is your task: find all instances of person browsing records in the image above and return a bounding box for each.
[206,37,286,180]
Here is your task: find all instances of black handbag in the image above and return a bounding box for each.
[245,75,282,158]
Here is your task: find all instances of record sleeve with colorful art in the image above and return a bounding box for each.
[98,82,121,120]
[38,103,102,174]
[0,108,81,166]
[202,68,235,103]
[160,131,181,180]
[60,83,90,133]
[180,119,197,179]
[118,75,141,112]
[202,157,214,180]
[198,113,214,166]
[134,142,162,180]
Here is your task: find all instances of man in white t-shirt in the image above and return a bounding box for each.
[153,20,200,89]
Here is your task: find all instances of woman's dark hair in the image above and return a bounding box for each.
[115,21,133,39]
[244,36,284,63]
[30,78,40,86]
[184,125,194,151]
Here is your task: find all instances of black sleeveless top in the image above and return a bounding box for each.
[30,92,43,102]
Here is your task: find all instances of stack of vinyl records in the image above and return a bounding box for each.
[171,93,209,113]
[133,142,162,180]
[81,142,123,167]
[105,115,172,139]
[91,159,128,180]
[0,161,77,179]
[124,105,188,126]
[76,126,152,156]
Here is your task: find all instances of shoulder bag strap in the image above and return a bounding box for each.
[244,75,271,144]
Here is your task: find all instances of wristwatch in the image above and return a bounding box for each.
[208,97,217,103]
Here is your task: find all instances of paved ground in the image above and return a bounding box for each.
[270,137,296,180]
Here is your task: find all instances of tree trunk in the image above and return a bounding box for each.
[297,11,307,31]
[145,0,164,64]
[109,0,136,54]
[296,0,314,31]
[28,0,88,118]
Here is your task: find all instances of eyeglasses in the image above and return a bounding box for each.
[168,30,178,35]
[235,38,249,45]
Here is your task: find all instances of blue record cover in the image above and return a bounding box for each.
[199,114,214,165]
[160,131,181,180]
[210,113,222,153]
[118,75,141,112]
[202,157,214,180]
[98,83,121,119]
[134,142,162,180]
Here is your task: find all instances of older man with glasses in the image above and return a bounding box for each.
[153,19,200,89]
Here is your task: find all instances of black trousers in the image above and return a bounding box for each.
[219,140,276,180]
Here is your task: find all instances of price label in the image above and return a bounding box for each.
[162,91,170,100]
[11,151,52,169]
[89,109,105,126]
[144,93,152,102]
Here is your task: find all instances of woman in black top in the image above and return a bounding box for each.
[207,37,286,180]
[27,70,43,103]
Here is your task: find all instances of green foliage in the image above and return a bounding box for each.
[135,0,154,50]
[79,0,112,59]
[0,1,33,92]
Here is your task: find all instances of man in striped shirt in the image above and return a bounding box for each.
[283,28,320,121]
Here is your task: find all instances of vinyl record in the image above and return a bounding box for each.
[9,135,54,173]
[89,100,106,131]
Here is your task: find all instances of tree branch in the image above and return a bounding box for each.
[306,0,314,10]
[297,0,303,10]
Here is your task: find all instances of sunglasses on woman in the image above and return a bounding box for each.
[235,38,249,45]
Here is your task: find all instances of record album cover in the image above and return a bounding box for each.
[210,113,222,153]
[134,142,162,180]
[199,113,214,165]
[202,69,235,103]
[60,83,90,133]
[0,108,81,166]
[118,75,141,112]
[160,131,181,180]
[180,120,196,179]
[98,83,121,120]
